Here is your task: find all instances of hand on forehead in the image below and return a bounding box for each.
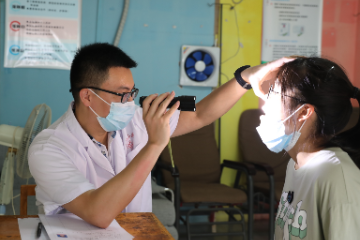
[251,57,295,100]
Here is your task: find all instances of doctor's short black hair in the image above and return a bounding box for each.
[70,43,137,104]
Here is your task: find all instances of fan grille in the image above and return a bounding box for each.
[184,50,215,82]
[16,104,52,179]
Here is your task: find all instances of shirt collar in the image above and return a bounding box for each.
[66,102,91,149]
[87,132,117,141]
[69,102,117,147]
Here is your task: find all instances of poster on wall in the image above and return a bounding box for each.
[261,0,323,63]
[4,0,81,70]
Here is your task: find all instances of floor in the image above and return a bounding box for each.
[178,217,270,240]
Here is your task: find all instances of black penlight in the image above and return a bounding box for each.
[139,95,196,112]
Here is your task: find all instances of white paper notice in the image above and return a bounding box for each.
[38,213,133,240]
[4,0,81,69]
[18,218,50,240]
[261,0,323,63]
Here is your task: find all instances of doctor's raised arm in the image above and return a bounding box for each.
[172,57,295,137]
[28,43,291,228]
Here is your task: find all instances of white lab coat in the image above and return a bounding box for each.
[28,102,180,215]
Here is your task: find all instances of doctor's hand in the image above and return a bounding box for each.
[142,91,180,149]
[241,57,295,100]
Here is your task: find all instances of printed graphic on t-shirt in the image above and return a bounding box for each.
[276,191,308,240]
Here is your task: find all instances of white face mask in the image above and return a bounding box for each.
[256,104,307,153]
[88,89,139,132]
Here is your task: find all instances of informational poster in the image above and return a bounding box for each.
[4,0,81,69]
[261,0,323,63]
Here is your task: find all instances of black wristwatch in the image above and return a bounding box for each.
[234,65,251,90]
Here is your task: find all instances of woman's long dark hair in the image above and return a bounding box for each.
[276,57,360,164]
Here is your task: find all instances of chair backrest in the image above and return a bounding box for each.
[239,109,289,183]
[342,107,359,132]
[20,184,36,215]
[160,123,221,185]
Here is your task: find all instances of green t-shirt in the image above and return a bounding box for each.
[274,147,360,240]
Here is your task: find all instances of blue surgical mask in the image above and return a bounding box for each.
[256,104,306,153]
[89,89,138,132]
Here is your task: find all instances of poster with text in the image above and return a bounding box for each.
[261,0,323,63]
[4,0,81,69]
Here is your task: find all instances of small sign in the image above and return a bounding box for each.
[4,0,82,70]
[261,0,323,63]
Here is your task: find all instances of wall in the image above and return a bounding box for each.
[355,0,360,104]
[321,0,360,107]
[218,0,360,188]
[218,0,262,187]
[0,0,215,127]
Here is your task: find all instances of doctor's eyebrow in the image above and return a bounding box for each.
[116,84,135,91]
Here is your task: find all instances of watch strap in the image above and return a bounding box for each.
[234,65,251,90]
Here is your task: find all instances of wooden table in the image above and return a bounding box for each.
[0,212,174,240]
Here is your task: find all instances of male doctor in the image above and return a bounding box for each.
[29,43,290,228]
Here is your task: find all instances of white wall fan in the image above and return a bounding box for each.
[0,103,51,215]
[179,45,220,87]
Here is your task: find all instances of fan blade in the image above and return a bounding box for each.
[185,57,195,68]
[203,53,212,65]
[192,51,202,61]
[203,65,214,75]
[195,72,208,81]
[186,68,197,79]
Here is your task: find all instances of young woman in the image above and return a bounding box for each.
[253,57,360,240]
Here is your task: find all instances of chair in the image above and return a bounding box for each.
[239,109,290,240]
[342,107,359,132]
[157,123,256,240]
[20,184,36,215]
[151,178,178,240]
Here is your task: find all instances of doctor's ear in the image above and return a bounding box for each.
[297,104,315,122]
[79,89,92,107]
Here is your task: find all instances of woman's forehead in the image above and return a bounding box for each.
[273,80,281,92]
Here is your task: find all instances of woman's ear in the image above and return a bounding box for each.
[298,104,315,122]
[79,89,92,107]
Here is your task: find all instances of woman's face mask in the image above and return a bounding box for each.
[88,89,138,132]
[256,104,307,153]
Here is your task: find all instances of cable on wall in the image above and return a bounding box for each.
[232,0,244,5]
[113,0,130,46]
[221,4,243,64]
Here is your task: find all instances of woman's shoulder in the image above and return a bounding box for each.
[315,147,356,171]
[312,147,359,189]
[313,147,360,208]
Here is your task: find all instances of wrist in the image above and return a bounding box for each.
[240,69,250,83]
[135,143,164,166]
[234,65,252,90]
